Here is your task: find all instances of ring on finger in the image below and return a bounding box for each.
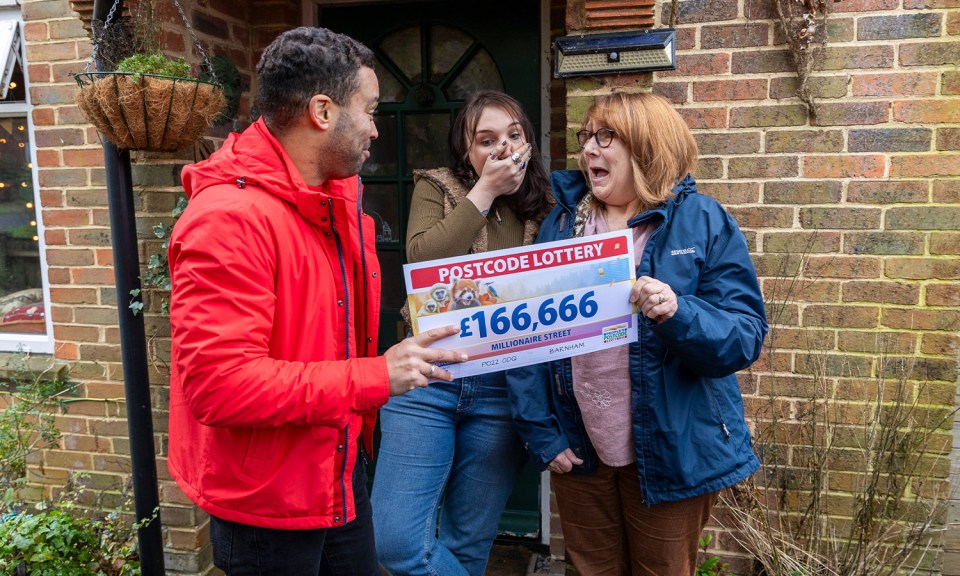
[657,293,665,305]
[510,152,521,164]
[428,364,436,377]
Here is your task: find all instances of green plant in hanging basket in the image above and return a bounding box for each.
[116,53,191,83]
[73,0,226,152]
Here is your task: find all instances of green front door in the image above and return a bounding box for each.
[320,1,543,538]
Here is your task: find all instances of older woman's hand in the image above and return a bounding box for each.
[631,276,678,324]
[548,448,584,474]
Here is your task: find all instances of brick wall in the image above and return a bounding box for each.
[18,0,960,573]
[561,0,959,573]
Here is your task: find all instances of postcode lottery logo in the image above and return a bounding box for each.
[602,323,629,343]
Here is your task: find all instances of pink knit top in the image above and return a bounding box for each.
[570,210,652,467]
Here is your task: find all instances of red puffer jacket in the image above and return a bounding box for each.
[168,119,389,530]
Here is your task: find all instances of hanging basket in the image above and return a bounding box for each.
[74,71,226,152]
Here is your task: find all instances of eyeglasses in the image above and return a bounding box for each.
[576,128,616,149]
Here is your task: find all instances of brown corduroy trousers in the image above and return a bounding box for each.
[552,462,718,576]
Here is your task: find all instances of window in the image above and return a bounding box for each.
[0,12,52,353]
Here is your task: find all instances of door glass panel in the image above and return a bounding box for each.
[362,113,398,177]
[404,113,450,173]
[362,183,401,244]
[0,116,44,334]
[380,26,421,83]
[446,48,502,101]
[374,60,406,104]
[430,25,472,82]
[376,250,405,310]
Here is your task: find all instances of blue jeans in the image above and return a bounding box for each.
[372,372,528,576]
[211,453,378,576]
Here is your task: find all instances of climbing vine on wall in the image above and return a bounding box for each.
[772,0,838,117]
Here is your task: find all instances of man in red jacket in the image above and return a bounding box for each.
[167,27,464,575]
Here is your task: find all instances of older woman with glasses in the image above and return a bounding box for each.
[507,92,767,576]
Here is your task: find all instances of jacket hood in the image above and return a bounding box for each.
[181,118,360,215]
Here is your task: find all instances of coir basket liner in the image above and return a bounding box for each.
[75,72,225,152]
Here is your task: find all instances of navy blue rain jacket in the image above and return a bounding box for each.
[507,170,767,505]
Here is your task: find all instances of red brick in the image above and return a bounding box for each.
[678,108,727,129]
[886,257,960,280]
[765,180,842,204]
[847,180,928,204]
[727,207,794,229]
[805,256,882,279]
[731,50,792,74]
[658,53,730,78]
[36,150,60,166]
[765,130,844,153]
[890,155,960,178]
[900,41,960,66]
[818,45,894,71]
[652,82,688,104]
[694,132,761,156]
[731,105,808,128]
[23,21,49,41]
[882,307,960,330]
[45,247,95,266]
[27,63,51,83]
[701,23,770,49]
[49,287,98,304]
[839,330,916,354]
[904,0,960,7]
[71,267,117,285]
[843,231,925,255]
[922,333,959,356]
[697,182,760,205]
[943,71,960,94]
[927,283,960,306]
[930,232,960,255]
[53,325,101,342]
[25,40,79,63]
[34,128,85,148]
[804,305,881,328]
[852,72,938,97]
[32,108,56,126]
[811,101,889,126]
[857,13,943,40]
[832,0,899,10]
[770,76,849,100]
[762,231,841,253]
[694,79,768,102]
[887,206,960,230]
[55,342,80,361]
[767,328,836,351]
[729,156,798,179]
[893,100,960,124]
[800,206,881,230]
[841,281,920,305]
[63,149,108,167]
[39,168,88,188]
[42,208,90,226]
[848,128,931,153]
[802,155,885,178]
[96,248,114,266]
[936,128,960,151]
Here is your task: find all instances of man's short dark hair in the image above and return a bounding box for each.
[256,27,375,134]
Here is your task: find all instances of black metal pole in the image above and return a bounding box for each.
[92,0,165,573]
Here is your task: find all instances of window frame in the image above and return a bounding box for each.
[0,9,54,354]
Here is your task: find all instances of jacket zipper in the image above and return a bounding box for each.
[356,179,369,352]
[339,425,350,526]
[704,385,731,441]
[327,203,351,359]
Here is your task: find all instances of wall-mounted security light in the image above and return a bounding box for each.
[554,29,676,78]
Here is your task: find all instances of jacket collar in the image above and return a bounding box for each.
[550,170,698,227]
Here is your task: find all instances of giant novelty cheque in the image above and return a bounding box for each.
[404,229,639,379]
